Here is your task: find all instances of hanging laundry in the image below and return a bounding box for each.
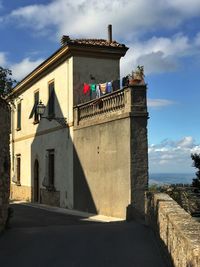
[83,83,90,94]
[96,84,101,98]
[100,83,107,94]
[112,79,120,91]
[90,84,96,92]
[90,84,96,99]
[122,76,129,87]
[106,82,113,93]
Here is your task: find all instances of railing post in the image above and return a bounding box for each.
[73,106,79,126]
[124,87,132,113]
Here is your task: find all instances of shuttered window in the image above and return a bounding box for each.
[17,102,21,130]
[34,91,39,123]
[48,82,55,117]
[16,155,21,185]
[46,149,55,189]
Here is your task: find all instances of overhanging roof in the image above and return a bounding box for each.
[10,40,129,97]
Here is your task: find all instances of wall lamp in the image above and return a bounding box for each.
[36,101,67,127]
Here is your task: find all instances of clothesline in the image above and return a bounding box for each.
[82,79,120,97]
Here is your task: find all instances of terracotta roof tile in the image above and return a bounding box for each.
[60,36,127,48]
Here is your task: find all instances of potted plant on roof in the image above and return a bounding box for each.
[129,65,145,86]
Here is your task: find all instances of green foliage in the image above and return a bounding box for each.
[0,67,16,97]
[191,153,200,189]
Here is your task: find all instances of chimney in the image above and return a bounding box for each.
[108,24,112,43]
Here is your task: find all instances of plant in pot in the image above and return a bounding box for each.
[129,65,145,85]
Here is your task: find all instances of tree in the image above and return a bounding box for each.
[0,67,16,97]
[191,153,200,189]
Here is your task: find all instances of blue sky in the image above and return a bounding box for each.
[1,0,200,174]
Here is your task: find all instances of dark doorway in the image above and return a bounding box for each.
[34,159,39,202]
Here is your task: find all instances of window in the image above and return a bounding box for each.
[48,81,55,117]
[48,149,55,188]
[16,154,21,185]
[42,149,55,190]
[17,102,21,130]
[34,91,39,123]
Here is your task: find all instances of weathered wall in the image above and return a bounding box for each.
[0,98,10,232]
[10,184,32,202]
[146,193,200,267]
[73,56,120,105]
[73,116,130,218]
[73,86,148,218]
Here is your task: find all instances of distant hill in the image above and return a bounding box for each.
[149,173,194,185]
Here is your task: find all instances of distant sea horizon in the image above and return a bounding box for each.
[149,173,194,185]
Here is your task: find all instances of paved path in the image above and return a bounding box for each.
[0,204,167,267]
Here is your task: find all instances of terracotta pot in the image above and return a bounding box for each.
[129,79,141,85]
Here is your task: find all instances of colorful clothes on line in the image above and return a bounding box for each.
[83,83,90,94]
[100,83,107,94]
[112,79,120,91]
[96,85,101,98]
[106,82,112,93]
[90,84,96,92]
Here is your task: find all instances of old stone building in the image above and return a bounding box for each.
[0,97,10,232]
[9,29,148,218]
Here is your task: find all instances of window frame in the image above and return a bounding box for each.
[48,80,55,118]
[47,149,55,190]
[16,102,21,131]
[33,90,39,124]
[16,154,21,186]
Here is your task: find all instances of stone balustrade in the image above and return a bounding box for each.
[73,85,148,126]
[75,89,125,123]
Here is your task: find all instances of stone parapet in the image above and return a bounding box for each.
[146,193,200,267]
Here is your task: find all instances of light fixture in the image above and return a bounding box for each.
[36,101,45,116]
[36,101,67,127]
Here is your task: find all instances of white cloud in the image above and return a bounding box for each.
[5,0,200,39]
[147,98,175,108]
[120,33,200,76]
[0,52,6,65]
[10,57,44,81]
[1,0,200,76]
[0,50,43,81]
[149,136,200,173]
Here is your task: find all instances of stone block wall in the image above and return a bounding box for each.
[0,98,10,232]
[146,193,200,267]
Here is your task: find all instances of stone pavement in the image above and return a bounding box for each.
[0,203,168,267]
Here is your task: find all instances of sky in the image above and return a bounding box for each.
[1,0,200,174]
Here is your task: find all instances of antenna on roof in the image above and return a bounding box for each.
[108,24,112,43]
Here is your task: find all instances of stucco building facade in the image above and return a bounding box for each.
[9,35,148,218]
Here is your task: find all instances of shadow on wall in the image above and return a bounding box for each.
[0,98,10,231]
[30,90,97,214]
